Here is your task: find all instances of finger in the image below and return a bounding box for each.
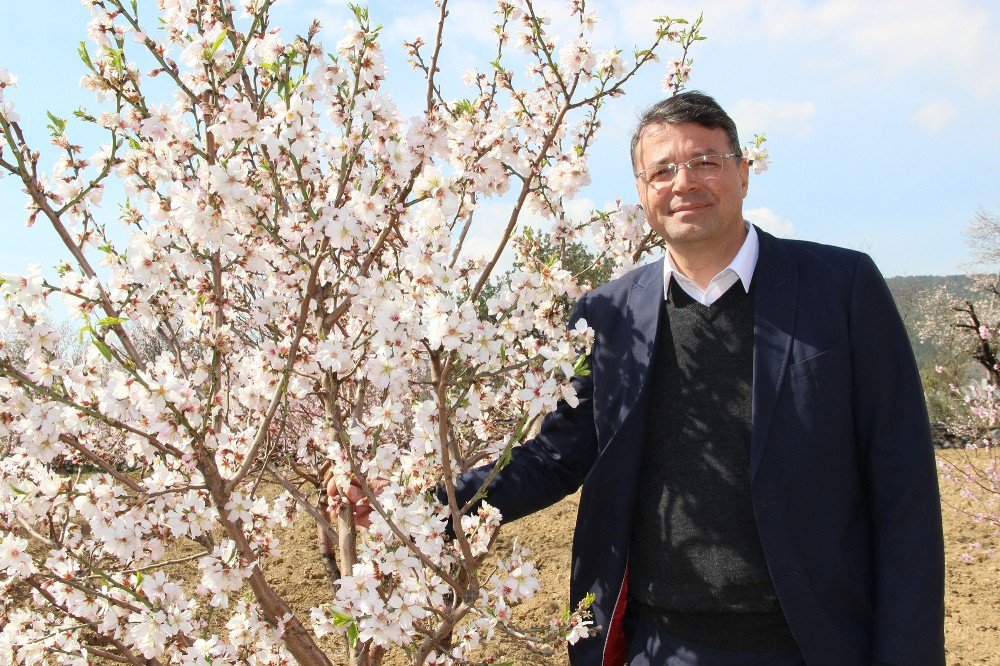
[355,504,374,528]
[345,485,365,504]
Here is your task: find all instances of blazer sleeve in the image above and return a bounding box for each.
[848,254,945,665]
[446,296,601,523]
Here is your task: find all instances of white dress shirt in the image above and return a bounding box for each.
[663,223,759,305]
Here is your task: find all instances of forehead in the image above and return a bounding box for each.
[635,122,730,163]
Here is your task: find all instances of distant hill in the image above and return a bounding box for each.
[885,274,976,371]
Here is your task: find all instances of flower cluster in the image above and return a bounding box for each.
[0,0,706,662]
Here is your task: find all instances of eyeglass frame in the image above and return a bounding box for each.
[634,153,742,186]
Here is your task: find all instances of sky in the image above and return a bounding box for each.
[1,0,998,283]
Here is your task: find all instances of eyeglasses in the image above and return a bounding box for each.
[635,153,741,186]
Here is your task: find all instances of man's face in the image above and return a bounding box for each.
[633,122,750,252]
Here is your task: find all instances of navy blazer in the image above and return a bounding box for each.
[452,228,945,665]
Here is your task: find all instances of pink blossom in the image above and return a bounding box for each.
[0,534,35,579]
[0,0,701,659]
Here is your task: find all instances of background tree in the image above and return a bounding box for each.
[917,210,1000,563]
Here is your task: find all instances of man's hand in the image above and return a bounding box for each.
[326,475,389,529]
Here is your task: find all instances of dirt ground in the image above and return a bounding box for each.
[932,449,1000,665]
[22,450,999,664]
[268,448,999,665]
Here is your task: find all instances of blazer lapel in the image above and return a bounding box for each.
[751,229,797,479]
[619,259,664,431]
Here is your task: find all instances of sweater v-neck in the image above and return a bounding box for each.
[666,276,752,321]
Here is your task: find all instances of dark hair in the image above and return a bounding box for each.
[630,91,741,169]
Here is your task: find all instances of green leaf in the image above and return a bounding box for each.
[74,107,95,123]
[8,484,28,495]
[330,610,354,626]
[128,137,142,150]
[348,4,370,26]
[0,277,6,287]
[97,316,129,327]
[209,29,229,57]
[346,623,359,648]
[46,111,67,137]
[453,99,475,117]
[93,338,113,361]
[581,592,596,608]
[102,45,124,73]
[573,354,591,377]
[78,41,93,68]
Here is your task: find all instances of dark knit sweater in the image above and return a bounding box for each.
[628,278,796,651]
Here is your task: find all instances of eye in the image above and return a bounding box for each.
[647,163,675,181]
[690,155,724,172]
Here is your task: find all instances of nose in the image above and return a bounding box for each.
[671,163,699,191]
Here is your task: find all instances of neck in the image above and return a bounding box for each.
[668,225,748,289]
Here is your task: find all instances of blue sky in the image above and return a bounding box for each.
[2,0,998,281]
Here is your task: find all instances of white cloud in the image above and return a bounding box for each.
[745,207,796,238]
[456,200,508,263]
[306,6,355,44]
[730,99,817,139]
[458,196,600,270]
[910,100,957,132]
[609,0,999,96]
[383,1,496,50]
[299,0,999,99]
[811,0,997,93]
[564,197,599,221]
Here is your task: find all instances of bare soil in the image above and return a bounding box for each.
[272,449,999,664]
[19,450,999,664]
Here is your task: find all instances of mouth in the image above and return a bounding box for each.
[670,201,711,214]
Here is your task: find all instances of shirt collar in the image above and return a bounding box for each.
[663,222,759,295]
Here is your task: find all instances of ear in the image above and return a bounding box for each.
[634,176,649,215]
[739,157,750,198]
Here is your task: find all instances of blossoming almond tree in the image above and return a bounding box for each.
[0,1,706,663]
[917,211,1000,566]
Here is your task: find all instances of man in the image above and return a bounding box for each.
[447,91,945,665]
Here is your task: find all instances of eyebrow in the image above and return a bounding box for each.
[646,149,723,166]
